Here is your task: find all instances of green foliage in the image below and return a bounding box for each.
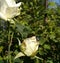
[0,0,60,63]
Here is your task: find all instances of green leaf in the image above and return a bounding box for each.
[39,48,44,55]
[14,52,25,59]
[47,60,53,63]
[48,2,56,7]
[43,44,50,50]
[39,38,47,45]
[0,60,4,63]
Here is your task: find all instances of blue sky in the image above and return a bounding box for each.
[54,0,60,4]
[49,0,60,5]
[55,0,60,3]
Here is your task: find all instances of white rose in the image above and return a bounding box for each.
[0,0,22,20]
[14,36,39,59]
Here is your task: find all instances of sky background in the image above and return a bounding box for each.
[55,0,60,4]
[53,0,60,4]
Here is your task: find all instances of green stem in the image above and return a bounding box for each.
[35,56,43,60]
[8,30,10,63]
[8,23,14,63]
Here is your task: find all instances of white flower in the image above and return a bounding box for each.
[14,36,39,59]
[0,0,22,20]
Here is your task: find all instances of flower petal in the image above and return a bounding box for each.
[14,52,25,59]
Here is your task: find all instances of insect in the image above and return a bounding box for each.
[0,0,22,20]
